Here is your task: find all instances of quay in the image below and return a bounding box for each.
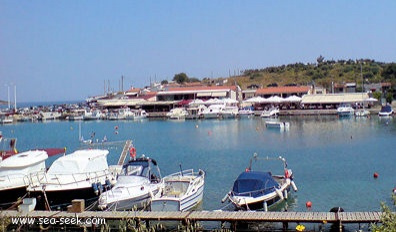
[0,210,384,231]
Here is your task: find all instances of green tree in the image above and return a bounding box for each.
[371,202,396,232]
[373,91,382,101]
[385,91,393,104]
[173,73,189,84]
[382,63,396,80]
[161,80,168,85]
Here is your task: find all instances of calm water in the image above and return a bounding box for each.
[1,116,395,230]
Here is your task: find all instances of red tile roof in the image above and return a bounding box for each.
[167,86,237,92]
[256,86,310,95]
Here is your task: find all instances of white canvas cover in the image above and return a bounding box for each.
[0,150,48,169]
[47,149,109,174]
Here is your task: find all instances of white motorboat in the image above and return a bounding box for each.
[260,107,280,118]
[151,169,205,212]
[83,109,105,120]
[337,103,355,117]
[0,150,48,209]
[265,121,290,131]
[0,116,14,124]
[354,109,370,117]
[238,107,254,119]
[98,156,162,211]
[39,111,62,121]
[27,149,116,210]
[202,104,223,119]
[222,154,297,211]
[130,109,148,120]
[108,107,134,120]
[166,108,189,120]
[378,104,394,117]
[220,105,239,119]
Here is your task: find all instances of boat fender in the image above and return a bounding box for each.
[284,189,288,199]
[263,201,268,212]
[97,182,104,194]
[221,191,230,203]
[92,183,99,195]
[291,180,298,192]
[129,147,136,159]
[105,179,111,189]
[275,188,284,200]
[284,169,289,178]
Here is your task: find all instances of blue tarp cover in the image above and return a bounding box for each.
[232,171,279,197]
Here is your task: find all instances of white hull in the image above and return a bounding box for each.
[265,121,290,130]
[98,175,163,211]
[151,169,205,212]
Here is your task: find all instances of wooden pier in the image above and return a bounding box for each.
[0,210,385,230]
[117,139,132,165]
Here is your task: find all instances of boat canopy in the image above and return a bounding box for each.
[232,171,279,197]
[47,149,109,174]
[380,105,392,113]
[0,150,48,169]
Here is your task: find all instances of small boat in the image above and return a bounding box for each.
[98,155,162,211]
[151,168,205,212]
[222,154,297,211]
[108,107,134,120]
[166,108,189,120]
[260,106,279,118]
[378,104,394,117]
[265,121,290,131]
[39,111,62,121]
[337,103,355,117]
[202,104,223,119]
[27,149,116,210]
[130,109,148,120]
[238,107,254,119]
[83,109,105,120]
[0,150,48,209]
[354,109,370,117]
[0,115,14,124]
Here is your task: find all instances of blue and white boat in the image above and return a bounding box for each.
[337,103,355,117]
[98,155,162,211]
[378,104,393,117]
[150,169,205,212]
[222,154,297,211]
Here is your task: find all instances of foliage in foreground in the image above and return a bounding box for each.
[371,200,396,232]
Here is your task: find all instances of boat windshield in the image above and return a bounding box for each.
[122,159,150,177]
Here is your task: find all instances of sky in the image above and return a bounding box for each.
[1,1,395,103]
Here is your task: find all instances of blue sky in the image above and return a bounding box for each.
[1,1,395,103]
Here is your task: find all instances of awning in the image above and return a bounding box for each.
[211,92,227,97]
[301,93,370,104]
[196,92,212,97]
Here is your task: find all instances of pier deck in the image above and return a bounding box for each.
[0,210,384,224]
[117,139,132,165]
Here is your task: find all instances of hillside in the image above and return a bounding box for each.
[223,59,396,90]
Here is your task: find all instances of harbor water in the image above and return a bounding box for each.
[1,115,395,230]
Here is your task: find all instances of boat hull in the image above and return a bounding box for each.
[151,184,204,212]
[233,187,290,211]
[28,186,105,210]
[99,188,160,211]
[0,186,27,210]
